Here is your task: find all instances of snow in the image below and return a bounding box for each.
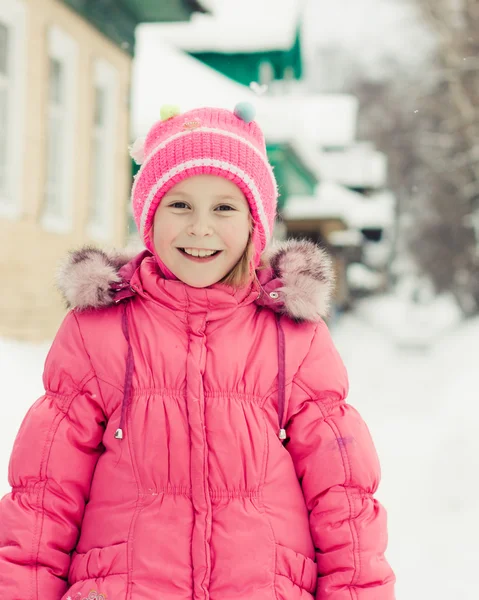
[143,0,301,53]
[132,35,358,149]
[1,297,477,599]
[328,229,363,247]
[251,93,358,146]
[347,262,385,290]
[132,36,256,137]
[0,337,50,479]
[284,181,395,229]
[302,0,436,80]
[318,143,387,189]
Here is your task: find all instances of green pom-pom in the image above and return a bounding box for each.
[160,104,181,121]
[234,102,256,124]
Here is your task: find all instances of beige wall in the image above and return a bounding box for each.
[0,0,133,340]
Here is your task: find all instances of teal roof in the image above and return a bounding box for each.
[123,0,207,22]
[61,0,207,54]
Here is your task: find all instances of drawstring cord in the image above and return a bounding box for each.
[114,302,135,440]
[276,314,287,442]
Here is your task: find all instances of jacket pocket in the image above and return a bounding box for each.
[275,543,317,594]
[69,541,128,583]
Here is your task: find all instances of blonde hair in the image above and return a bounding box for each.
[221,237,255,288]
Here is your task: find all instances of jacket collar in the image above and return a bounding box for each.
[130,256,260,322]
[56,239,334,322]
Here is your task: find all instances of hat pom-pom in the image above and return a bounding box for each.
[129,136,146,165]
[160,104,181,121]
[234,102,256,124]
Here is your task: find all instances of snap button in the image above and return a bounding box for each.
[269,291,279,299]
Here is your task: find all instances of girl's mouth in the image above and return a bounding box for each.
[177,248,222,263]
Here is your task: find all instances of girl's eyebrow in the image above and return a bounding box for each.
[165,190,190,199]
[215,194,243,202]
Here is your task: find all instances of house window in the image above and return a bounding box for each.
[0,1,25,219]
[87,59,118,241]
[42,26,78,233]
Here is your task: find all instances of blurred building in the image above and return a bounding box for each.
[282,122,395,309]
[154,1,302,89]
[0,0,206,341]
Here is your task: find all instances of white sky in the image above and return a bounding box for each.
[302,0,434,74]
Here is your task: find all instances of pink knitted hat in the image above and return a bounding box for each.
[130,103,278,267]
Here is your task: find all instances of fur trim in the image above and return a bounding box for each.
[56,247,138,310]
[56,240,334,320]
[265,239,335,321]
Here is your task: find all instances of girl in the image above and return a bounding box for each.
[0,104,395,599]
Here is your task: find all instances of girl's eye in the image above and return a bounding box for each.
[170,202,189,209]
[216,204,235,211]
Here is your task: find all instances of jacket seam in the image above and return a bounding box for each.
[32,389,84,599]
[280,322,320,421]
[124,304,143,600]
[72,312,108,414]
[293,384,344,419]
[259,410,279,600]
[322,411,360,600]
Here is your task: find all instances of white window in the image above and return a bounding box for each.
[42,26,78,233]
[0,1,25,219]
[87,59,118,241]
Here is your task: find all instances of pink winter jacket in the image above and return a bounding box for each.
[0,240,395,600]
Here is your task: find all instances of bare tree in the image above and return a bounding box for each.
[308,1,479,314]
[404,0,479,314]
[343,0,479,315]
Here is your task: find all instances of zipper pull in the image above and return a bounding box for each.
[278,428,287,441]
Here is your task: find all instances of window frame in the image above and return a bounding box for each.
[0,0,26,220]
[41,25,78,234]
[87,58,119,242]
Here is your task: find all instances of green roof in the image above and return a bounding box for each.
[122,0,207,22]
[61,0,207,54]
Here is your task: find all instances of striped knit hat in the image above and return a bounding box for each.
[130,103,278,267]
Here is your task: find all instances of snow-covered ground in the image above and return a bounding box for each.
[0,297,477,599]
[332,302,479,600]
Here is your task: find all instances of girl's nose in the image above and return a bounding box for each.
[187,216,213,237]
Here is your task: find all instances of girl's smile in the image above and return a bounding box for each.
[177,247,223,262]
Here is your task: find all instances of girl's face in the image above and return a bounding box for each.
[153,175,251,288]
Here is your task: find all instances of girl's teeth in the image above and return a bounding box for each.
[183,248,216,258]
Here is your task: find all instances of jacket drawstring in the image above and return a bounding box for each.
[115,302,135,440]
[276,314,287,442]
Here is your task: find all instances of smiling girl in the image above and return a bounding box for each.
[0,104,395,599]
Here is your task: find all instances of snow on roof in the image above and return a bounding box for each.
[283,181,395,229]
[144,0,301,53]
[318,144,387,189]
[133,33,358,149]
[259,94,358,146]
[132,35,257,136]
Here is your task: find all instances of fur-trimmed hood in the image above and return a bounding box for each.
[56,239,334,322]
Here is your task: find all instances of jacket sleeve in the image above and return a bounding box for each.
[287,320,395,599]
[0,312,107,598]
